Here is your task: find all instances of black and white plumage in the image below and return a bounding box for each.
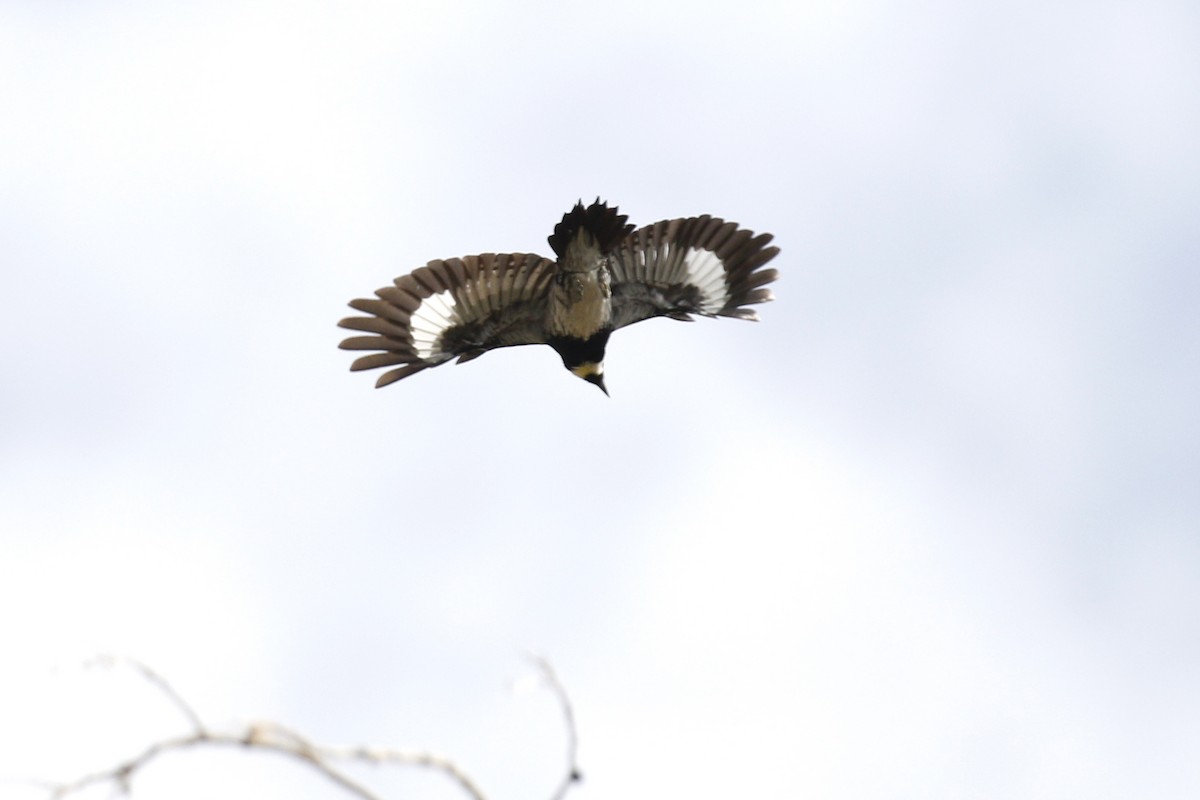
[338,199,779,394]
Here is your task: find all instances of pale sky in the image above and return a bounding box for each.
[2,1,1199,798]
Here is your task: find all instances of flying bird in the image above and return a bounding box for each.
[338,199,779,394]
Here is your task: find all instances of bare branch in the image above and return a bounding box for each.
[46,729,386,800]
[242,723,487,800]
[312,738,488,800]
[84,654,206,734]
[527,655,582,800]
[33,655,582,800]
[48,732,206,800]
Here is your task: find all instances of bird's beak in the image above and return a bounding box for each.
[587,372,609,396]
[570,361,609,396]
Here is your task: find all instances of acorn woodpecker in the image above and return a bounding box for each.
[338,199,779,394]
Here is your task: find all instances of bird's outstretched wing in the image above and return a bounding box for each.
[338,252,557,387]
[607,216,779,330]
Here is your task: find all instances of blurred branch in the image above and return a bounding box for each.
[39,654,582,800]
[83,655,205,734]
[527,655,582,800]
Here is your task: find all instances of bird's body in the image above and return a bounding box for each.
[339,200,779,394]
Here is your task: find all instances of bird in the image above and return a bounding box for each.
[338,199,779,395]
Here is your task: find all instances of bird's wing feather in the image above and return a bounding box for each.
[338,252,556,388]
[608,216,779,330]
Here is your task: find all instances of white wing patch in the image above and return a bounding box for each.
[682,246,729,313]
[409,290,458,360]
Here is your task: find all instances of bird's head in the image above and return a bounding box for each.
[551,330,612,396]
[569,360,608,396]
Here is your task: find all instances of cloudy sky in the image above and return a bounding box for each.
[2,0,1198,798]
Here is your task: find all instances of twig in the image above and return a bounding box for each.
[36,654,583,800]
[47,728,385,800]
[527,654,582,800]
[83,655,205,734]
[43,656,489,800]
